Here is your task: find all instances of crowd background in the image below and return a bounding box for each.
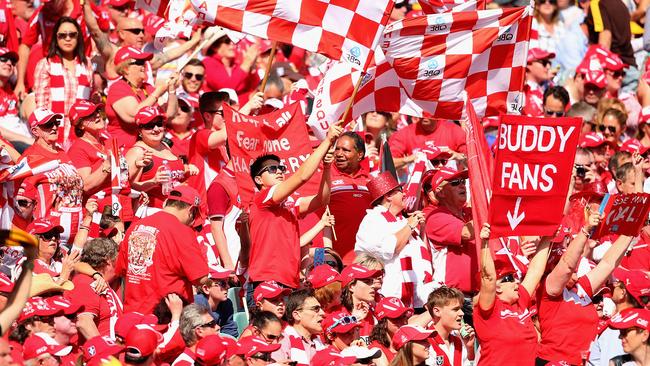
[0,0,649,365]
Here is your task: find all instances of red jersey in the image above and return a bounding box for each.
[329,165,371,264]
[66,273,123,341]
[620,242,650,271]
[248,185,301,288]
[523,80,544,118]
[136,154,185,208]
[186,129,228,201]
[536,276,599,365]
[115,210,209,313]
[473,285,537,365]
[388,121,467,159]
[368,341,395,363]
[171,348,195,366]
[0,86,18,118]
[202,56,257,96]
[166,130,194,159]
[105,79,155,149]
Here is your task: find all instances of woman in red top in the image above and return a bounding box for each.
[125,106,197,209]
[473,224,551,366]
[536,208,633,365]
[369,297,412,364]
[106,46,178,149]
[202,31,258,97]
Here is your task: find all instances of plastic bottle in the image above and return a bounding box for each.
[160,160,173,196]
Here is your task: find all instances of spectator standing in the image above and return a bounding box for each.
[523,48,555,117]
[193,268,238,338]
[202,29,258,98]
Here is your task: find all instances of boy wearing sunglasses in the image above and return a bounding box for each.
[523,48,555,118]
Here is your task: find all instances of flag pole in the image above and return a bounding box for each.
[339,71,365,126]
[259,41,279,93]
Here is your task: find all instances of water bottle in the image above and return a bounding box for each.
[160,160,173,196]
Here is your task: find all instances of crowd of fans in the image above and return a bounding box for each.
[0,0,650,365]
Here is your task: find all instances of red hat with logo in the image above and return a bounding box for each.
[421,146,452,161]
[367,171,401,206]
[307,264,341,289]
[322,311,360,337]
[27,217,64,235]
[584,69,607,89]
[70,100,104,126]
[253,280,291,303]
[236,336,281,358]
[167,185,206,227]
[340,264,381,287]
[609,308,650,330]
[392,325,433,350]
[114,312,158,340]
[0,47,18,63]
[375,297,413,320]
[19,296,81,322]
[613,267,650,306]
[312,346,356,366]
[17,181,38,201]
[83,336,124,363]
[421,169,437,192]
[569,180,608,201]
[195,335,227,365]
[493,249,519,279]
[583,45,626,71]
[135,106,164,126]
[578,132,616,149]
[620,139,650,155]
[527,48,555,63]
[143,13,165,36]
[208,267,232,280]
[218,336,240,359]
[29,108,63,128]
[114,46,153,65]
[23,333,72,361]
[125,324,163,358]
[430,166,468,191]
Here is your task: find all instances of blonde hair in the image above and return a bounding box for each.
[354,253,385,271]
[595,98,627,126]
[115,59,134,76]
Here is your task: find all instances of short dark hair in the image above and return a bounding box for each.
[339,131,365,159]
[609,151,632,179]
[251,310,282,330]
[616,162,635,183]
[250,154,281,189]
[543,86,570,109]
[198,91,229,114]
[99,205,121,231]
[183,58,205,70]
[285,288,315,325]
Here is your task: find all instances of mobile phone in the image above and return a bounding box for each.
[576,165,586,178]
[459,319,469,338]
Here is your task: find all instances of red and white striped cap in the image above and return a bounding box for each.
[134,106,164,126]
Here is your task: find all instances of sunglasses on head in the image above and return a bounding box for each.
[598,125,617,133]
[56,31,77,40]
[250,353,273,362]
[16,199,34,208]
[499,273,516,283]
[448,178,465,187]
[125,28,144,35]
[141,120,164,130]
[40,231,60,241]
[130,59,146,66]
[544,109,564,117]
[183,72,204,81]
[196,319,218,329]
[0,56,16,66]
[40,119,60,130]
[327,315,358,333]
[261,165,287,175]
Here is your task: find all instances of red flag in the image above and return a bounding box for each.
[0,1,19,52]
[418,0,485,14]
[403,157,427,213]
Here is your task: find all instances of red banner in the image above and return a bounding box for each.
[488,115,581,237]
[594,193,650,238]
[224,103,319,207]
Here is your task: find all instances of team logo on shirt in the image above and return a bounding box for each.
[435,355,444,365]
[499,308,532,324]
[127,225,159,277]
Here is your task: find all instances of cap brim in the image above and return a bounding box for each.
[331,322,361,334]
[133,52,154,61]
[569,190,605,201]
[52,345,73,357]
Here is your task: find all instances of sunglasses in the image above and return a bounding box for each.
[430,159,447,166]
[179,104,192,113]
[598,125,617,133]
[300,304,322,313]
[16,199,34,207]
[258,329,283,342]
[57,31,78,40]
[327,315,358,333]
[130,59,146,66]
[261,165,287,175]
[448,178,465,187]
[544,109,565,117]
[40,119,60,130]
[212,279,228,288]
[40,231,60,241]
[0,56,16,66]
[608,70,624,78]
[540,0,557,4]
[183,72,204,81]
[124,28,145,35]
[196,319,218,329]
[499,273,516,283]
[534,59,551,67]
[250,353,273,362]
[141,120,164,130]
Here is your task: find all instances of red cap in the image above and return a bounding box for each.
[0,47,18,63]
[493,248,518,279]
[125,324,163,358]
[23,333,72,361]
[322,311,360,336]
[375,297,413,320]
[340,264,380,287]
[114,312,158,340]
[29,108,63,128]
[82,336,124,362]
[236,336,281,358]
[569,180,608,201]
[609,308,650,330]
[218,336,240,359]
[421,146,452,161]
[27,217,64,235]
[19,296,81,322]
[392,325,433,350]
[639,106,650,125]
[208,267,232,280]
[584,69,607,88]
[167,185,201,207]
[17,181,38,201]
[367,171,401,206]
[307,265,341,289]
[195,335,227,365]
[584,45,626,71]
[430,166,468,191]
[578,132,616,149]
[0,273,13,293]
[114,46,153,65]
[69,100,103,126]
[135,106,164,126]
[613,267,650,306]
[253,281,291,303]
[620,139,650,155]
[527,48,555,63]
[143,13,165,36]
[312,346,356,366]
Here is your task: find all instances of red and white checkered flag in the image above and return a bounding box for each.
[418,0,485,14]
[190,0,393,70]
[381,6,532,120]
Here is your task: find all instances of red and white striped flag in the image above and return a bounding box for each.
[402,157,427,212]
[381,6,532,120]
[418,0,485,14]
[189,0,393,70]
[0,157,60,183]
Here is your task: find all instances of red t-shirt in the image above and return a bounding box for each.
[248,185,301,288]
[166,131,194,160]
[137,154,186,209]
[329,165,371,265]
[202,56,256,95]
[105,79,155,149]
[369,341,395,363]
[186,129,227,201]
[65,274,118,340]
[388,121,467,158]
[620,242,650,271]
[68,138,110,194]
[0,86,18,118]
[536,275,599,365]
[473,285,537,365]
[115,210,209,313]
